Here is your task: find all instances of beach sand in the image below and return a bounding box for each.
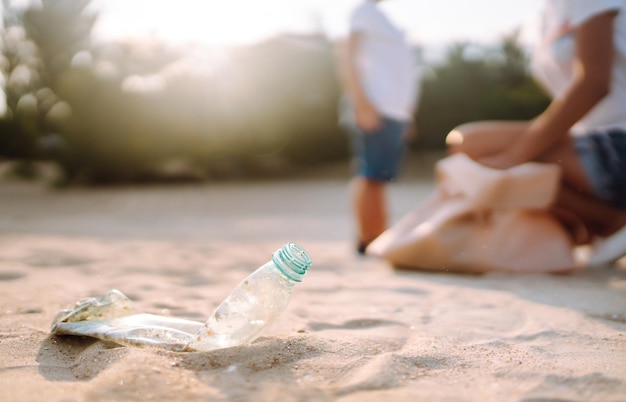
[1,160,625,402]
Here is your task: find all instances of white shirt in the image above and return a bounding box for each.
[348,0,418,121]
[531,0,626,134]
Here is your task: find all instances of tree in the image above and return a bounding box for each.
[22,0,96,87]
[0,0,42,164]
[415,33,550,149]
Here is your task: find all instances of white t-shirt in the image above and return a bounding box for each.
[531,0,626,134]
[348,0,418,122]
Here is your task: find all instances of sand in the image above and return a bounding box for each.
[1,160,625,402]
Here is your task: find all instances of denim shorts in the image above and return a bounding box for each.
[575,128,626,210]
[346,117,406,182]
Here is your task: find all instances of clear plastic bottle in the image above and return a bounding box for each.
[185,242,312,351]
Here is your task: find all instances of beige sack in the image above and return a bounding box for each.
[367,153,577,273]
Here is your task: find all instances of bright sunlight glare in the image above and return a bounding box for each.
[90,0,324,46]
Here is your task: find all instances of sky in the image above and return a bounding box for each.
[87,0,546,51]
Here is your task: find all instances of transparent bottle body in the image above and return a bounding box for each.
[187,261,295,351]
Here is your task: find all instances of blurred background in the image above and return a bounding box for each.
[0,0,551,185]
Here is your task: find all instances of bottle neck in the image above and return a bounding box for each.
[271,242,312,283]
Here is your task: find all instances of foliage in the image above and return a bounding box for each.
[0,0,96,177]
[0,3,551,183]
[0,1,39,161]
[415,32,551,148]
[22,0,96,85]
[48,36,344,182]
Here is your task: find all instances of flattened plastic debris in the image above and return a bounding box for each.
[51,290,205,351]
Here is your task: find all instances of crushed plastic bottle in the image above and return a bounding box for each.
[51,242,312,352]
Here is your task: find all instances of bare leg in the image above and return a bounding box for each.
[539,139,626,239]
[446,121,531,158]
[351,176,387,249]
[555,185,626,238]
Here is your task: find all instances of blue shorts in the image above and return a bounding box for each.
[575,129,626,210]
[346,117,406,182]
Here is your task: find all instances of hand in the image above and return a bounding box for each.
[355,100,381,133]
[402,121,418,144]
